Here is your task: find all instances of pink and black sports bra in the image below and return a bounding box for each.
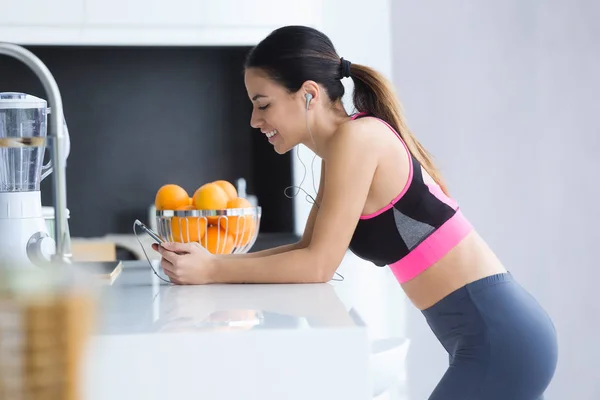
[347,112,473,284]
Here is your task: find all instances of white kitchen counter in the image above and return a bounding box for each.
[81,260,373,400]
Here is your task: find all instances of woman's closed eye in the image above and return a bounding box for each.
[258,104,270,111]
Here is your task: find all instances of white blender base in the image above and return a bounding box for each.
[0,191,56,268]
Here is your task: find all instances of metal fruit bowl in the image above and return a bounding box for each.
[155,207,261,254]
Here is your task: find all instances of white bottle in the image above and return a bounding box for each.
[236,178,258,207]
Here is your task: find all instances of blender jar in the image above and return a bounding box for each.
[0,92,48,192]
[0,92,70,192]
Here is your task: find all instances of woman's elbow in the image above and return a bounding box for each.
[310,250,343,283]
[317,268,336,283]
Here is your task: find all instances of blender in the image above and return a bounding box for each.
[0,92,70,268]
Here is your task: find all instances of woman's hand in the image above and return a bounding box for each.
[151,242,216,285]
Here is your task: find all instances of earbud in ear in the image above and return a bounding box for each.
[305,93,313,110]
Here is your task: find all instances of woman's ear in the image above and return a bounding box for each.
[300,80,320,109]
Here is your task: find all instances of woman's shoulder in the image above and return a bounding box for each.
[336,112,390,136]
[324,118,373,160]
[323,114,389,164]
[330,116,374,145]
[342,112,397,136]
[330,113,398,151]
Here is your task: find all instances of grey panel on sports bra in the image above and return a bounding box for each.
[393,207,435,250]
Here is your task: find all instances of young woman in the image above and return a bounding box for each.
[154,25,558,399]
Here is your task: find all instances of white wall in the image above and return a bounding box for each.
[392,1,600,399]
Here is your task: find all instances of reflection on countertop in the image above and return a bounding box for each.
[93,261,365,336]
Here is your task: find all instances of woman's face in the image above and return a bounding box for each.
[244,68,307,155]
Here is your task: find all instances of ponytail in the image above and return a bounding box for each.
[349,63,450,196]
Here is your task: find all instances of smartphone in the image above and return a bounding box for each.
[134,219,164,244]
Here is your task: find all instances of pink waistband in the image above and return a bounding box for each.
[388,210,473,284]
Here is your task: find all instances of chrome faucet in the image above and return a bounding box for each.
[0,42,71,264]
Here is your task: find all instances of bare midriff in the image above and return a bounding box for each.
[400,230,507,310]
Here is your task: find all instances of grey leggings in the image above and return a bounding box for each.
[422,272,558,400]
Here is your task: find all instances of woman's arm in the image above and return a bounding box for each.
[216,242,300,259]
[217,160,326,260]
[297,159,326,248]
[206,125,378,284]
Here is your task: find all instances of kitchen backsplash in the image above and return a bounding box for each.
[0,45,295,237]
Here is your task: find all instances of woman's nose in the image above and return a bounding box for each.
[250,110,262,129]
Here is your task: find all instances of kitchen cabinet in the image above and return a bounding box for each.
[0,0,323,46]
[203,0,322,28]
[0,0,83,25]
[84,0,206,26]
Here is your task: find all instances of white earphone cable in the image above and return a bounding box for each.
[284,93,344,282]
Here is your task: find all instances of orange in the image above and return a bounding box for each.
[212,180,238,201]
[188,197,193,206]
[193,183,229,210]
[155,184,189,211]
[226,196,252,210]
[200,226,235,254]
[193,183,230,224]
[171,216,207,243]
[220,197,254,246]
[230,220,256,248]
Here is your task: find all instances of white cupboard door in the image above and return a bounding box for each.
[203,0,322,28]
[84,0,205,26]
[0,0,84,25]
